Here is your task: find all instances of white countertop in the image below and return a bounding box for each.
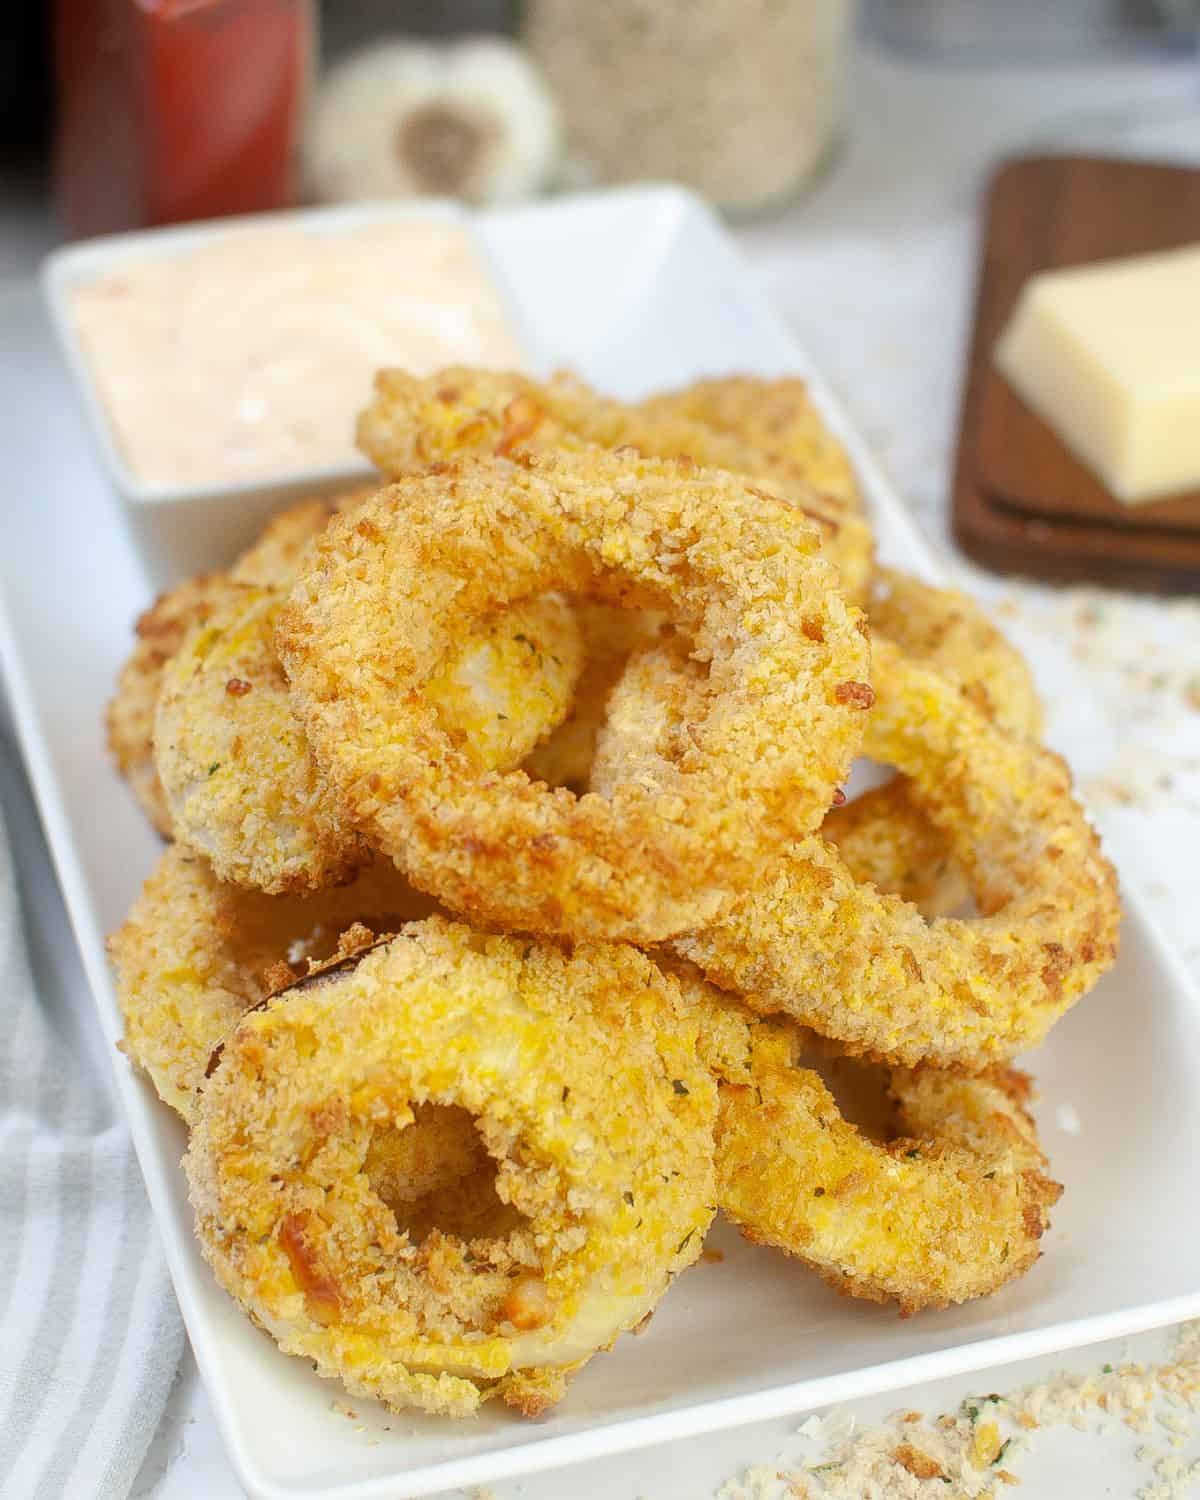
[5,38,1200,1500]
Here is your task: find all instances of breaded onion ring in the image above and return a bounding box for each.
[675,636,1119,1068]
[106,575,240,837]
[679,980,1060,1312]
[155,588,582,893]
[109,844,436,1123]
[591,568,1042,916]
[356,367,874,602]
[106,492,368,836]
[590,645,967,918]
[634,373,863,515]
[185,919,717,1417]
[155,588,373,892]
[820,568,1043,916]
[868,568,1042,740]
[278,451,870,940]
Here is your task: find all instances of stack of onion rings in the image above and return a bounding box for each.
[277,448,870,941]
[105,361,1120,1422]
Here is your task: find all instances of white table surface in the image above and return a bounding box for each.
[5,37,1200,1500]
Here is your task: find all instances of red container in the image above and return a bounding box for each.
[54,0,312,237]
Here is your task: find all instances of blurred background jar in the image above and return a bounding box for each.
[54,0,315,238]
[523,0,853,218]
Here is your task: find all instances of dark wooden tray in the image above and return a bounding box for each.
[952,155,1200,593]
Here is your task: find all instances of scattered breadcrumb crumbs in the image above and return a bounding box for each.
[893,1442,943,1479]
[702,1248,726,1264]
[715,1322,1200,1500]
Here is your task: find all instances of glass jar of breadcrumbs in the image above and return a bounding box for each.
[523,0,852,218]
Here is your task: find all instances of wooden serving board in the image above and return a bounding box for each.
[952,155,1200,593]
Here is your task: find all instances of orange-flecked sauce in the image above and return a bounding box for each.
[69,220,526,491]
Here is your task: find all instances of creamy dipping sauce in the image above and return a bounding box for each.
[68,220,527,491]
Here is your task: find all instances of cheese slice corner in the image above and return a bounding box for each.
[995,244,1200,507]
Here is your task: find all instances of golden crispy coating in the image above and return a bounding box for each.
[593,569,1042,915]
[588,639,710,798]
[675,636,1120,1069]
[815,569,1044,916]
[185,919,718,1417]
[109,845,436,1123]
[106,576,240,836]
[591,643,968,918]
[106,492,367,837]
[868,569,1042,740]
[155,588,582,893]
[277,450,870,941]
[822,778,969,920]
[681,980,1060,1312]
[106,362,1105,1381]
[634,374,863,514]
[357,367,871,796]
[356,367,873,603]
[155,588,373,892]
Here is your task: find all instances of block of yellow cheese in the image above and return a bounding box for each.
[995,244,1200,506]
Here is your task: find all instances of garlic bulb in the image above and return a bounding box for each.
[306,36,561,207]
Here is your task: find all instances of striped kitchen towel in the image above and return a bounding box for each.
[0,738,184,1500]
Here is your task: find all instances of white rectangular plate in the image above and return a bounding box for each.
[2,187,1199,1500]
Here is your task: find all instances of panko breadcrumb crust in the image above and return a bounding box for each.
[821,568,1045,919]
[356,366,873,796]
[106,493,362,836]
[635,373,863,515]
[356,366,874,602]
[155,587,373,893]
[522,602,663,790]
[592,568,1045,922]
[823,777,971,920]
[277,449,871,941]
[185,919,717,1416]
[676,636,1119,1069]
[109,845,437,1122]
[155,587,582,894]
[422,593,584,771]
[229,497,369,589]
[868,567,1043,741]
[677,976,1060,1312]
[590,640,973,914]
[106,575,241,836]
[104,362,1125,1427]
